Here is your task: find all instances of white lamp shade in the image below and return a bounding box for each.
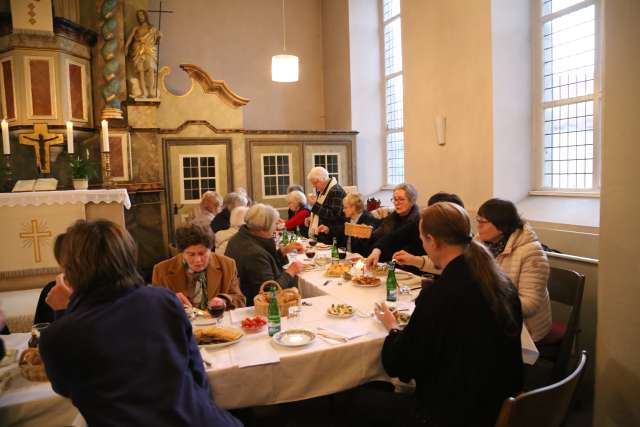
[271,54,299,82]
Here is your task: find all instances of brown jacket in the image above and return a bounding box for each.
[151,253,246,309]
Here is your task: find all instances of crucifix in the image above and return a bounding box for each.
[19,123,64,175]
[147,1,174,98]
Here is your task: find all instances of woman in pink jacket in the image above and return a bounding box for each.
[476,198,552,342]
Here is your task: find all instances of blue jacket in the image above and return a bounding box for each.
[39,285,242,427]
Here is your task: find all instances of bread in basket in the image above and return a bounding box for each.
[253,280,301,317]
[19,348,48,382]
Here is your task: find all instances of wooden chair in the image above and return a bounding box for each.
[495,351,588,427]
[537,267,586,381]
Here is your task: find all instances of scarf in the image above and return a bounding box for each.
[308,177,337,239]
[484,234,510,258]
[183,260,208,310]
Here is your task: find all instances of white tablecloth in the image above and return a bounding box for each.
[0,261,539,424]
[0,189,131,209]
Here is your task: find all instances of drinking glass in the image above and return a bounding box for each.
[305,249,316,260]
[287,305,303,329]
[28,322,50,348]
[208,300,226,325]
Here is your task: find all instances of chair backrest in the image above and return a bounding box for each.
[495,351,588,427]
[547,267,586,379]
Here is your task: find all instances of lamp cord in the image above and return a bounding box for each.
[282,0,287,52]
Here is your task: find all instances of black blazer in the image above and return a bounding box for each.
[382,255,523,427]
[338,211,381,257]
[210,208,231,233]
[310,181,347,245]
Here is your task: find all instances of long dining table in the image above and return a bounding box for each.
[0,256,539,427]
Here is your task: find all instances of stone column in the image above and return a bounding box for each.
[96,0,125,120]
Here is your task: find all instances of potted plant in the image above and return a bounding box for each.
[69,154,97,190]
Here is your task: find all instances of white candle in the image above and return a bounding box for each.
[1,119,9,155]
[101,120,109,152]
[66,121,74,154]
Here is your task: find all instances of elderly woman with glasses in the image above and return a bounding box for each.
[225,203,304,304]
[366,183,423,271]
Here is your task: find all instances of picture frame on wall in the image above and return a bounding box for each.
[108,132,131,182]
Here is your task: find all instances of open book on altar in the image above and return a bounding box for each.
[11,178,59,192]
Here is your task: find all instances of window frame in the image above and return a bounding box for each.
[379,0,405,188]
[531,0,602,196]
[261,153,292,199]
[313,153,341,182]
[178,154,218,204]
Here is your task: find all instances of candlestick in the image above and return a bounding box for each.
[66,121,74,154]
[102,151,113,188]
[101,120,110,152]
[1,119,9,155]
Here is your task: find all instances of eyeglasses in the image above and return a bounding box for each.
[390,197,408,204]
[475,216,490,224]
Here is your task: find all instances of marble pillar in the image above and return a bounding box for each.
[95,0,126,120]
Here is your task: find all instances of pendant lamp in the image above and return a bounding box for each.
[271,0,299,82]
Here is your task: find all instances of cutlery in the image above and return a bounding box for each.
[318,335,342,345]
[322,280,331,286]
[316,331,348,342]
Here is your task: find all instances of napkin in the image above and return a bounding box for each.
[232,339,280,368]
[317,321,368,340]
[230,306,256,324]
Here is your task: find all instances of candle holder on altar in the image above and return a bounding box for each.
[1,154,14,192]
[101,151,113,189]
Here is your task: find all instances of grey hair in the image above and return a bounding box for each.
[200,191,222,210]
[223,192,249,210]
[287,190,307,208]
[287,184,305,193]
[307,166,330,183]
[343,192,365,213]
[245,203,280,233]
[229,206,249,228]
[394,183,418,205]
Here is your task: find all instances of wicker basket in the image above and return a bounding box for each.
[19,349,48,382]
[345,222,373,239]
[253,280,301,317]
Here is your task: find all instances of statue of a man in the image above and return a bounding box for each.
[125,10,161,98]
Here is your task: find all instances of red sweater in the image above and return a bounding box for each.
[286,208,310,231]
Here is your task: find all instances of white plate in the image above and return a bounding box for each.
[326,309,354,319]
[199,329,244,349]
[192,317,217,326]
[351,279,382,288]
[395,271,413,280]
[272,329,316,347]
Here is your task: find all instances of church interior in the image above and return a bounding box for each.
[0,0,638,426]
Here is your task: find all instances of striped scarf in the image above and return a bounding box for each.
[183,261,208,310]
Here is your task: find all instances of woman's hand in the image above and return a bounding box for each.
[366,249,381,268]
[317,225,329,234]
[304,217,311,227]
[45,274,73,311]
[392,250,421,267]
[176,292,192,307]
[281,242,304,255]
[208,296,226,309]
[374,302,398,331]
[285,261,304,277]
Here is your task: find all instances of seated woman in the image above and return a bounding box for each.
[317,192,380,256]
[187,191,223,228]
[284,190,310,236]
[215,206,249,256]
[152,223,246,310]
[225,204,304,304]
[476,198,552,342]
[366,183,422,271]
[39,219,241,426]
[211,191,249,233]
[361,202,523,427]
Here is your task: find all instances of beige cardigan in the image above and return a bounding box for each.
[417,225,552,342]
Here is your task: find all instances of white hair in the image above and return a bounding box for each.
[229,206,249,228]
[307,166,330,183]
[287,190,307,208]
[224,192,249,210]
[394,183,418,205]
[245,203,280,233]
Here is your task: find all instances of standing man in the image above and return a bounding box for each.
[305,167,347,245]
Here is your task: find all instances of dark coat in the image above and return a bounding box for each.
[337,211,381,257]
[225,226,296,305]
[211,208,231,233]
[382,255,523,427]
[39,285,241,427]
[372,204,425,271]
[310,180,347,244]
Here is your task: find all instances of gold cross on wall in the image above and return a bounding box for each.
[19,219,52,263]
[19,123,64,174]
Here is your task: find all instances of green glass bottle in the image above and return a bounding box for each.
[331,237,339,263]
[386,261,398,302]
[282,230,289,245]
[267,288,281,336]
[296,225,302,239]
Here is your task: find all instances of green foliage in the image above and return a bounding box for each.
[69,155,97,180]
